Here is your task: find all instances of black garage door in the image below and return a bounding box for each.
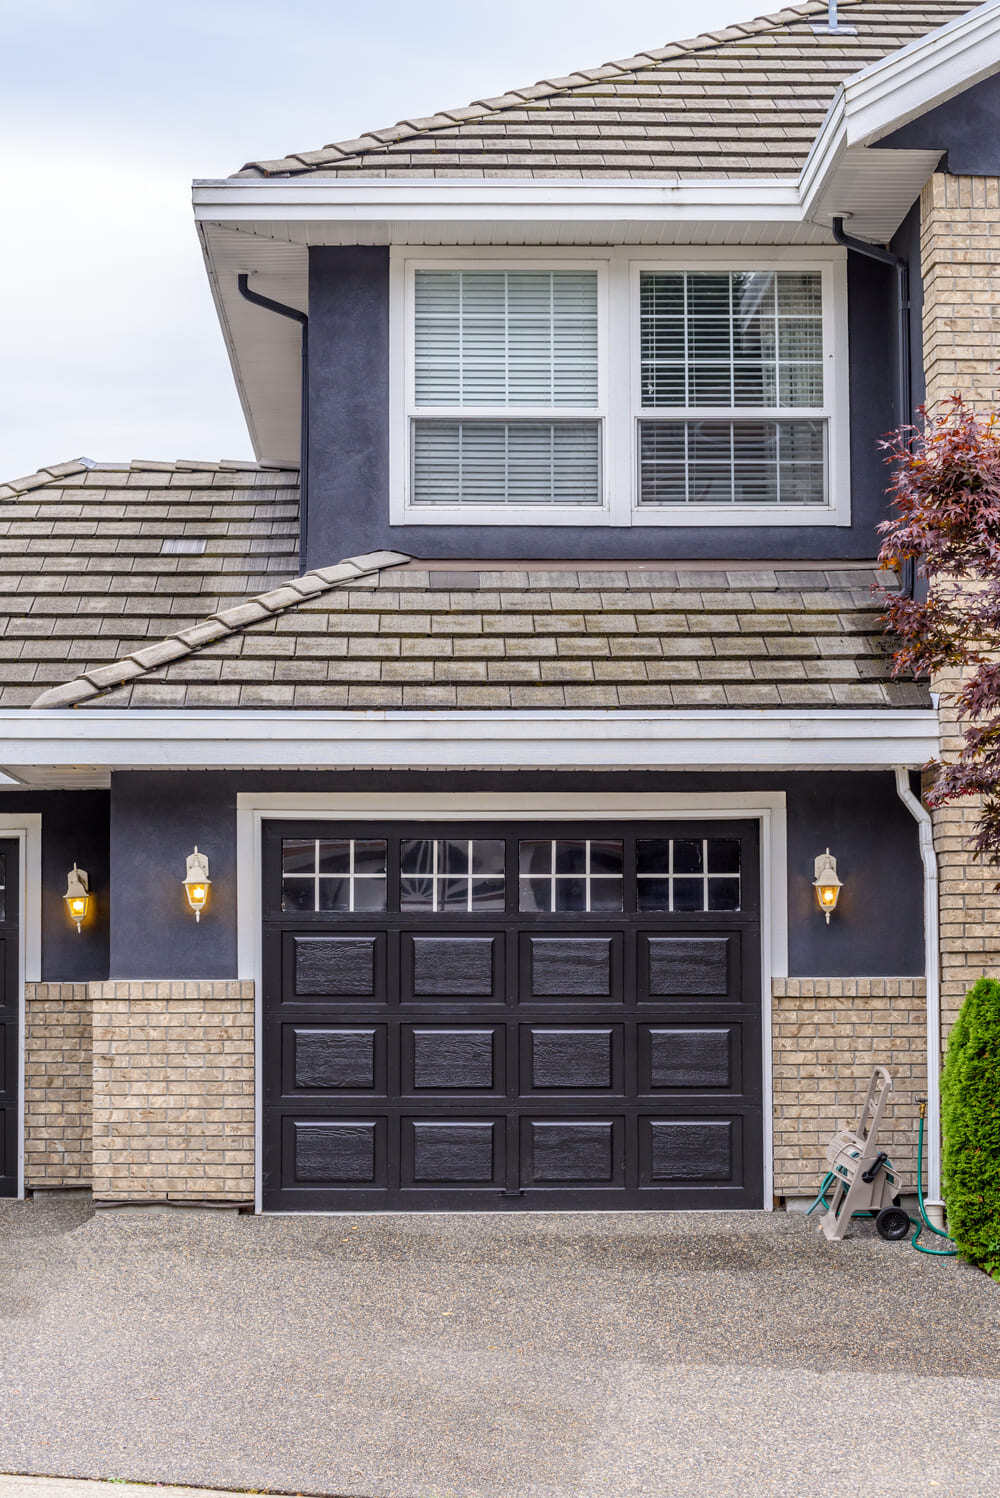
[0,840,19,1198]
[261,820,762,1212]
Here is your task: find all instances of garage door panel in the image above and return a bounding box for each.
[403,933,504,1001]
[640,934,737,1000]
[521,1118,625,1187]
[403,1119,505,1187]
[521,1024,623,1094]
[639,1116,741,1187]
[287,933,385,1000]
[521,934,622,1000]
[283,1024,386,1096]
[262,819,762,1212]
[404,1025,505,1094]
[287,1117,388,1188]
[639,1023,741,1093]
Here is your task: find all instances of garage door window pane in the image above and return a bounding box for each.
[281,838,387,913]
[519,839,623,913]
[636,838,741,912]
[401,839,506,912]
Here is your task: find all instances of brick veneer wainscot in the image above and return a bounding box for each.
[24,982,93,1188]
[91,980,254,1203]
[771,978,927,1197]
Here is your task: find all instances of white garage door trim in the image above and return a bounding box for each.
[0,814,42,1200]
[237,791,787,1215]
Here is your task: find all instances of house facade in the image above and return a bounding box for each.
[2,0,999,1214]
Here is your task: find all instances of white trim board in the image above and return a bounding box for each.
[0,814,42,1201]
[0,708,939,777]
[237,789,787,1213]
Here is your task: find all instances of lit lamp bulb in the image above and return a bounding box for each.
[183,846,211,922]
[63,863,91,934]
[813,848,842,925]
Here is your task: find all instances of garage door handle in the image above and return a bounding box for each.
[501,1188,525,1198]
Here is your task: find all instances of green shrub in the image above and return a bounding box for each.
[941,977,1000,1278]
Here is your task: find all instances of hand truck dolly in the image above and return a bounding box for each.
[816,1066,912,1242]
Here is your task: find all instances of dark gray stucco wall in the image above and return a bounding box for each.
[109,773,239,980]
[108,769,923,980]
[304,246,901,565]
[890,200,926,414]
[2,790,109,981]
[306,246,390,574]
[877,72,1000,175]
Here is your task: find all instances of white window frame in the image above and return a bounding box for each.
[390,245,850,529]
[629,247,850,527]
[390,247,614,526]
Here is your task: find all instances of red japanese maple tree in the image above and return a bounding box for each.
[878,395,1000,868]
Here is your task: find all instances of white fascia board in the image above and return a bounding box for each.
[192,177,804,227]
[0,708,938,772]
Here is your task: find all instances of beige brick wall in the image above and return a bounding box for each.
[930,685,1000,1039]
[920,174,1000,1046]
[772,978,927,1198]
[24,981,92,1187]
[921,173,1000,411]
[91,980,255,1203]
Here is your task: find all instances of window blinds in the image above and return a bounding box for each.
[414,269,599,407]
[638,269,827,506]
[412,420,601,506]
[411,269,602,506]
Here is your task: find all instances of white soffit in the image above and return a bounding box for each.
[197,224,306,466]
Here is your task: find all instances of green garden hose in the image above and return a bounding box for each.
[910,1103,957,1257]
[806,1104,957,1256]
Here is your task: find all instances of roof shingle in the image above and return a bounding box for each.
[0,459,300,707]
[31,558,929,712]
[237,0,974,181]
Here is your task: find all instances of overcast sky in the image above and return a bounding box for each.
[1,0,759,478]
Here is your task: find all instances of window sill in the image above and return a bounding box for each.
[629,504,848,527]
[395,502,849,527]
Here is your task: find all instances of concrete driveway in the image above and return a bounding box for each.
[1,1194,998,1498]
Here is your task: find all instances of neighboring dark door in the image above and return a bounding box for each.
[261,820,762,1212]
[0,840,19,1197]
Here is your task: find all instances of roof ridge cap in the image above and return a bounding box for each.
[30,549,411,710]
[0,456,300,499]
[234,0,839,176]
[0,458,94,499]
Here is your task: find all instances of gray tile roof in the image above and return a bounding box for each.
[0,458,300,707]
[33,558,929,712]
[237,0,973,180]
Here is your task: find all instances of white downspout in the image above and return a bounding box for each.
[894,765,945,1223]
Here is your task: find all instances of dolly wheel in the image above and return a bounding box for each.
[875,1206,911,1241]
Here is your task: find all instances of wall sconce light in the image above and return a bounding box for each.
[63,863,91,933]
[813,848,843,924]
[183,846,211,922]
